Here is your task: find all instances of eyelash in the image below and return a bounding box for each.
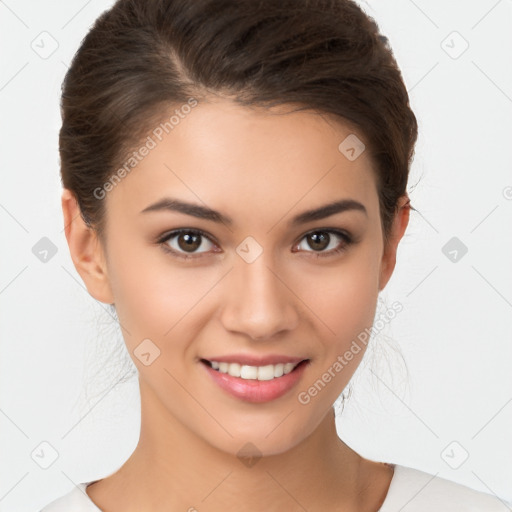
[156,228,354,261]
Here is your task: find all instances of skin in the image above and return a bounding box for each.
[62,97,409,512]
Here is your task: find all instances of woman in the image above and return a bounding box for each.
[40,0,507,510]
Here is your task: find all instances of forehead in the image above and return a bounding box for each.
[105,99,380,226]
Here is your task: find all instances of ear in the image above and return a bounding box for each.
[378,195,410,291]
[61,188,114,304]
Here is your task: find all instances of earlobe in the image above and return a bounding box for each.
[378,196,410,291]
[61,189,115,304]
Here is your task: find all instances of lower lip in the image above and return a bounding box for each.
[202,361,308,403]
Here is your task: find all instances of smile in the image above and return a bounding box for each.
[201,358,310,403]
[204,360,302,381]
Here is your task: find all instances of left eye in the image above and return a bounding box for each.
[294,229,352,256]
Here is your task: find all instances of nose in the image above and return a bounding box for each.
[220,251,299,341]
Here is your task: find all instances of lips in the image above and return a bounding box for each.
[200,355,310,403]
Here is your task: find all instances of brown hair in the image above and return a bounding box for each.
[60,0,417,243]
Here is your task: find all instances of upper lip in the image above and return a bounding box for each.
[201,354,308,366]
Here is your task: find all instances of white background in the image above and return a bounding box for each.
[0,0,511,510]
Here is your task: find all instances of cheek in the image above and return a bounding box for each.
[291,259,380,422]
[106,238,220,356]
[331,268,379,336]
[299,247,382,341]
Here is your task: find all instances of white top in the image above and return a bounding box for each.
[40,463,510,511]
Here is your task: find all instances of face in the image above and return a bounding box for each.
[75,98,405,457]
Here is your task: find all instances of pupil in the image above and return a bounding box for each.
[178,233,200,252]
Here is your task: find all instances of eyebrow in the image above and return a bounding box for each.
[140,197,367,226]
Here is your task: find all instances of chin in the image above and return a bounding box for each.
[199,415,319,461]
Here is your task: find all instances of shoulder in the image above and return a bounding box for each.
[39,481,102,512]
[380,464,511,512]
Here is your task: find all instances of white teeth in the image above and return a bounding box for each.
[240,365,258,379]
[208,360,302,380]
[274,363,284,378]
[257,365,274,381]
[228,362,241,377]
[284,362,295,374]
